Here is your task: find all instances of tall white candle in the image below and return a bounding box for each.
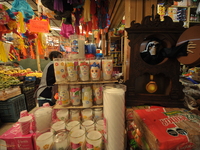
[54,58,66,82]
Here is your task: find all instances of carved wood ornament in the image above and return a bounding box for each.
[125,14,187,107]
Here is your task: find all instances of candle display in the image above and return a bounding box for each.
[54,58,66,82]
[78,60,90,81]
[66,60,78,82]
[58,85,70,106]
[102,59,113,80]
[82,85,93,108]
[69,85,81,106]
[90,59,101,81]
[93,84,103,105]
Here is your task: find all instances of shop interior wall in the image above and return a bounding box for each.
[13,58,50,71]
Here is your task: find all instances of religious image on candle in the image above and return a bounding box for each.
[79,60,90,81]
[102,59,113,80]
[90,60,101,81]
[66,60,78,81]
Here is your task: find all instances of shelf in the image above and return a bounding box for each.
[113,65,122,67]
[53,104,103,109]
[55,79,118,85]
[110,51,121,53]
[171,5,197,8]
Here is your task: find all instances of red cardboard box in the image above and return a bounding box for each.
[0,123,34,150]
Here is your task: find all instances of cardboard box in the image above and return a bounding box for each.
[0,123,34,150]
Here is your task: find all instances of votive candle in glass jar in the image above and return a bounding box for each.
[58,85,70,106]
[93,84,103,105]
[69,85,81,106]
[82,85,93,108]
[36,132,54,150]
[81,109,93,121]
[70,109,80,121]
[69,129,86,150]
[102,58,113,81]
[53,131,69,150]
[66,60,78,82]
[94,108,103,120]
[78,60,90,81]
[66,120,80,131]
[86,130,102,150]
[90,59,101,81]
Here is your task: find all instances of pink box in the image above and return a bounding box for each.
[0,123,34,150]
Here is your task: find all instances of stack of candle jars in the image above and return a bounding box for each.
[54,57,114,82]
[57,84,103,107]
[35,108,104,150]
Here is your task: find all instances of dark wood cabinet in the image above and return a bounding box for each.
[125,14,187,108]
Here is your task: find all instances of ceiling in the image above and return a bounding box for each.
[0,0,124,36]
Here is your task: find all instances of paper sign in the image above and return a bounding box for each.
[29,19,49,33]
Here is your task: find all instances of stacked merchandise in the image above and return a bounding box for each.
[129,106,200,150]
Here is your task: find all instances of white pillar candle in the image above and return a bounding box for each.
[79,60,90,81]
[86,130,102,150]
[69,85,81,106]
[36,132,54,150]
[58,85,70,106]
[90,59,101,81]
[56,109,69,121]
[102,59,113,81]
[93,84,103,105]
[66,120,80,131]
[82,86,93,108]
[70,129,85,150]
[54,58,66,82]
[103,84,126,150]
[81,109,93,121]
[66,60,78,82]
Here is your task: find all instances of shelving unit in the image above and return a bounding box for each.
[54,79,118,109]
[167,5,200,28]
